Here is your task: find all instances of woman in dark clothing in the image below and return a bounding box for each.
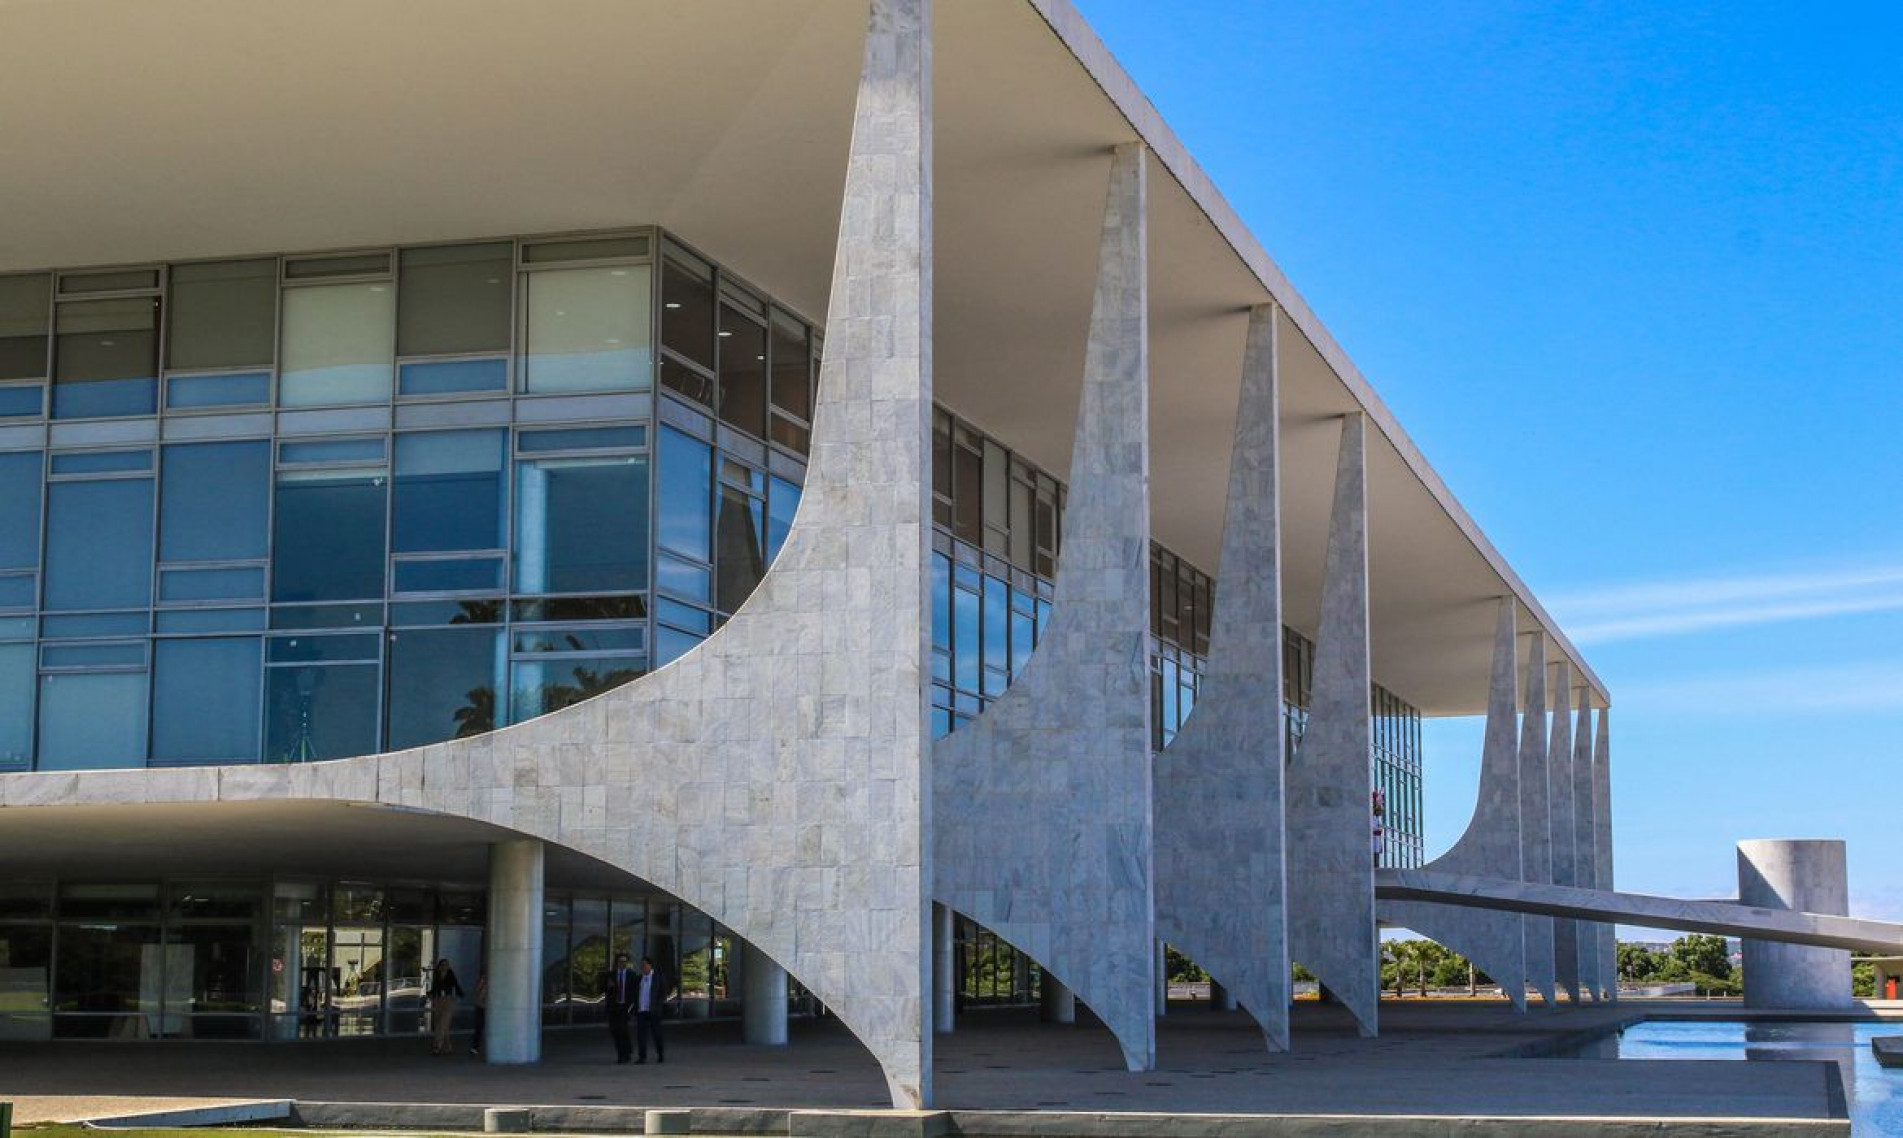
[428,958,464,1055]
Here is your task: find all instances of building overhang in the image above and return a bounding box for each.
[0,0,1603,715]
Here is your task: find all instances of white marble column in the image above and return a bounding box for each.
[1594,708,1617,1002]
[485,839,544,1065]
[1571,692,1600,1001]
[1286,412,1378,1037]
[933,903,954,1036]
[1042,976,1077,1025]
[1547,660,1580,1003]
[1739,840,1854,1010]
[1153,303,1289,1051]
[1517,634,1555,1005]
[1377,599,1528,1011]
[742,943,789,1046]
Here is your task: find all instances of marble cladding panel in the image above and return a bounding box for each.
[1285,413,1379,1038]
[1154,304,1289,1052]
[933,142,1158,1073]
[1379,598,1528,1012]
[0,0,934,1109]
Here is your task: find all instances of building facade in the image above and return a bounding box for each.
[0,0,1613,1108]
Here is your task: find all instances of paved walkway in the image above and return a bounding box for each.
[0,1001,1854,1125]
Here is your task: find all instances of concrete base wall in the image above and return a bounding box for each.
[1739,839,1853,1011]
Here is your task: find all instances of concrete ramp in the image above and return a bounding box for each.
[1376,869,1903,954]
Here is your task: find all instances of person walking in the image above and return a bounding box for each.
[603,953,637,1063]
[469,971,488,1056]
[428,958,464,1055]
[634,955,669,1064]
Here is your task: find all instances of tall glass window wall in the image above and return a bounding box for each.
[0,230,817,771]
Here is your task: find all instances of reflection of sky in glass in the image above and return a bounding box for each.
[1575,1020,1901,1133]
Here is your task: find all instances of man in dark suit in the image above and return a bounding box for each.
[634,955,669,1064]
[603,953,637,1063]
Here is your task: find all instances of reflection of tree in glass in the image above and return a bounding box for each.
[513,633,646,719]
[448,601,504,738]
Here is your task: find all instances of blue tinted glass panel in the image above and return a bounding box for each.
[272,469,387,602]
[657,427,710,560]
[40,612,144,638]
[267,634,378,664]
[0,615,34,639]
[155,608,266,634]
[43,478,154,611]
[766,477,799,565]
[0,576,33,608]
[0,452,40,572]
[166,371,271,409]
[653,597,710,635]
[654,626,702,669]
[161,440,270,563]
[398,358,508,396]
[278,438,386,465]
[0,643,31,766]
[655,553,709,603]
[53,297,159,419]
[512,455,649,595]
[953,581,978,693]
[392,558,503,594]
[511,626,644,654]
[0,385,42,417]
[139,735,225,818]
[930,553,950,653]
[265,663,378,762]
[268,602,382,630]
[982,575,1009,697]
[516,427,645,453]
[714,485,763,614]
[41,642,144,668]
[522,265,652,394]
[37,671,147,770]
[158,566,265,603]
[51,450,151,475]
[393,430,504,553]
[509,655,644,723]
[386,627,503,750]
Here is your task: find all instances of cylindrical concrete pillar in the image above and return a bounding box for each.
[1040,974,1076,1024]
[742,943,789,1046]
[1155,940,1168,1017]
[1210,981,1237,1012]
[1737,839,1853,1011]
[932,903,954,1035]
[485,839,545,1064]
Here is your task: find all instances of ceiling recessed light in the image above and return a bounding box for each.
[664,302,682,310]
[718,331,733,338]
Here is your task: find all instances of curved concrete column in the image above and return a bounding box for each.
[0,0,936,1106]
[742,943,790,1046]
[1570,693,1601,1001]
[1287,412,1378,1038]
[1155,303,1289,1052]
[1516,635,1555,1006]
[1379,598,1528,1012]
[1593,709,1617,1001]
[1546,662,1579,1003]
[933,142,1156,1072]
[1738,840,1853,1010]
[486,839,545,1064]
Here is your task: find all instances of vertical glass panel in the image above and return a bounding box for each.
[265,662,379,762]
[661,256,715,371]
[37,671,148,769]
[393,430,505,554]
[167,259,277,370]
[714,484,764,615]
[272,469,388,602]
[386,627,504,750]
[51,921,160,1036]
[982,575,1009,697]
[327,926,383,1036]
[510,655,645,722]
[716,305,766,438]
[768,313,809,420]
[0,274,51,381]
[161,440,270,563]
[0,923,50,1039]
[982,441,1008,556]
[523,265,652,394]
[43,478,154,611]
[766,477,799,566]
[279,283,395,407]
[0,643,32,767]
[165,922,263,1036]
[952,574,979,693]
[952,434,982,545]
[151,638,261,763]
[398,243,512,357]
[0,451,42,571]
[512,455,649,595]
[931,411,951,527]
[656,427,710,561]
[54,297,159,419]
[568,897,610,1023]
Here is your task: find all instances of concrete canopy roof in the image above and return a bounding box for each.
[0,0,1603,714]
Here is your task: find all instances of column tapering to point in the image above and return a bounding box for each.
[1594,708,1616,1001]
[1518,634,1555,1005]
[1548,659,1580,1002]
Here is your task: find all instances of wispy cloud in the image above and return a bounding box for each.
[1615,661,1903,716]
[1549,563,1903,644]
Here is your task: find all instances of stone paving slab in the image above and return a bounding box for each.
[0,1002,1855,1128]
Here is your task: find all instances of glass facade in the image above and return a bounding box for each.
[0,230,816,770]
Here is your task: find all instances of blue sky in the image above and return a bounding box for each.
[1076,1,1903,919]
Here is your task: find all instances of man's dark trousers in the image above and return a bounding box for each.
[608,1006,633,1062]
[635,1008,664,1063]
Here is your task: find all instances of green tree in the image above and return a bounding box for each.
[1672,934,1732,979]
[1165,944,1209,984]
[1854,960,1877,998]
